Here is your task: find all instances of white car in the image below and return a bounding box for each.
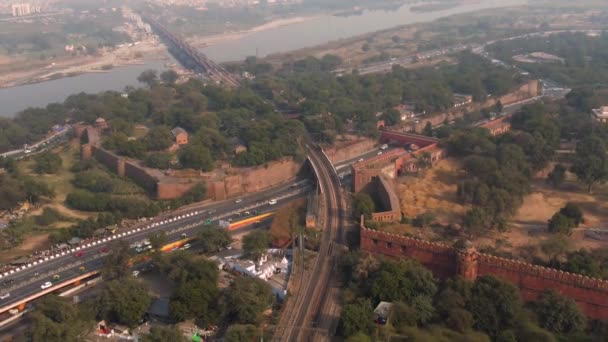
[0,293,10,300]
[181,243,191,250]
[235,199,243,203]
[40,282,52,289]
[377,151,383,156]
[132,270,140,277]
[358,158,364,162]
[268,199,277,205]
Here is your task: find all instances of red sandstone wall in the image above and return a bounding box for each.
[92,146,124,176]
[124,161,158,194]
[157,182,197,200]
[325,138,377,164]
[477,255,608,321]
[380,131,438,148]
[360,225,608,321]
[361,228,456,279]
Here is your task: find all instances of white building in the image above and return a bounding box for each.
[592,106,608,123]
[11,3,31,16]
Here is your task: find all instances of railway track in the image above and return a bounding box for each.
[274,146,344,341]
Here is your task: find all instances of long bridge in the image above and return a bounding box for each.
[142,15,240,87]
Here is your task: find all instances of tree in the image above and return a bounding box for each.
[145,152,173,169]
[547,203,584,234]
[144,126,174,151]
[179,144,214,171]
[30,295,93,341]
[463,207,489,237]
[33,151,62,174]
[23,177,55,203]
[242,230,271,262]
[535,290,587,334]
[353,193,375,220]
[141,326,186,342]
[340,299,374,337]
[138,69,158,87]
[546,164,566,188]
[369,260,437,304]
[423,121,433,137]
[149,231,167,250]
[346,332,373,342]
[468,275,521,337]
[540,234,571,260]
[494,100,504,113]
[383,108,401,126]
[102,240,132,280]
[224,324,260,342]
[221,277,274,324]
[97,279,151,328]
[571,135,608,194]
[198,227,231,253]
[415,152,432,173]
[160,70,179,85]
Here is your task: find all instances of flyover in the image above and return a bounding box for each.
[0,180,311,315]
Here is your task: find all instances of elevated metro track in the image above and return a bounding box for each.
[141,15,240,88]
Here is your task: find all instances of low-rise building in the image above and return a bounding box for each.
[171,127,189,145]
[592,106,608,123]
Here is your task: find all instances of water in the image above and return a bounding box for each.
[202,0,527,62]
[0,0,527,117]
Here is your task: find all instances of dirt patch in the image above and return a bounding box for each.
[397,158,467,224]
[0,233,51,263]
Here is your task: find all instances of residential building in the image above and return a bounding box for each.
[453,93,473,108]
[11,3,30,16]
[171,127,189,145]
[592,106,608,123]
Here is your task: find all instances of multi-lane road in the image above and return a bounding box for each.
[0,180,312,314]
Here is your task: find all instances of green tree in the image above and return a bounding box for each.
[548,213,574,235]
[346,332,373,342]
[468,275,521,337]
[224,324,260,342]
[571,135,608,194]
[33,151,62,174]
[179,144,214,171]
[101,240,132,280]
[242,230,270,261]
[144,126,174,151]
[540,234,571,260]
[144,152,173,169]
[141,326,186,342]
[369,260,437,304]
[23,177,55,203]
[221,277,274,324]
[546,164,566,188]
[340,298,374,337]
[353,193,375,220]
[97,278,151,328]
[29,295,93,342]
[137,69,158,87]
[423,121,433,137]
[198,227,231,253]
[535,290,587,334]
[383,108,401,126]
[160,70,179,85]
[463,207,489,237]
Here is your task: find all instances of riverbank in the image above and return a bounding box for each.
[0,39,166,89]
[187,15,320,49]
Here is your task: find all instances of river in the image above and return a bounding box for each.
[0,0,527,117]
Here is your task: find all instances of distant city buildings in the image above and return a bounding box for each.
[10,2,42,16]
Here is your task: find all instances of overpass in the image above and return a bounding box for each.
[141,15,240,87]
[274,146,346,341]
[0,181,310,316]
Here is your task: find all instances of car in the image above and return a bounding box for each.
[132,270,140,277]
[358,158,364,162]
[268,199,277,205]
[99,246,109,253]
[181,243,191,250]
[181,233,188,238]
[377,151,383,156]
[380,144,388,150]
[74,251,84,257]
[0,293,10,300]
[235,199,243,204]
[40,282,52,289]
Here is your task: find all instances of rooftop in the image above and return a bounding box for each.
[171,127,187,136]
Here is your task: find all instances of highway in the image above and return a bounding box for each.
[0,180,311,315]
